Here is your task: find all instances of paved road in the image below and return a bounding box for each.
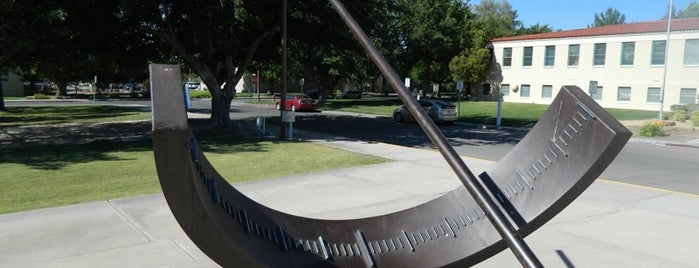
[222,101,699,196]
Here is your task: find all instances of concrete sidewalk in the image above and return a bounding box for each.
[1,131,698,267]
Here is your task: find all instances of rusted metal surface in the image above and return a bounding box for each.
[151,63,630,267]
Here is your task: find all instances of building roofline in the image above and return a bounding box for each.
[491,17,699,42]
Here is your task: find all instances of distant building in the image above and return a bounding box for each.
[489,17,699,111]
[1,70,23,97]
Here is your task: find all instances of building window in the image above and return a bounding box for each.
[621,42,635,66]
[501,84,509,96]
[679,88,697,104]
[503,47,512,67]
[593,43,606,66]
[617,87,631,102]
[523,46,533,67]
[591,86,603,100]
[646,87,661,103]
[542,85,553,98]
[1,70,8,82]
[568,44,580,66]
[684,39,699,65]
[483,83,491,96]
[651,40,666,65]
[520,84,531,97]
[544,45,555,66]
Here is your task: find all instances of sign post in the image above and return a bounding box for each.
[281,111,295,140]
[456,80,464,118]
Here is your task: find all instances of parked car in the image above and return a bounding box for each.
[305,89,335,100]
[338,90,362,99]
[393,99,458,124]
[273,93,317,111]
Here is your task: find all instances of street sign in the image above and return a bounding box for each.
[456,80,464,91]
[281,111,295,123]
[404,78,410,88]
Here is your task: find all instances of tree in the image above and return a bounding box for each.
[0,0,10,110]
[397,0,472,89]
[516,23,554,35]
[472,0,521,39]
[118,1,283,129]
[0,1,147,98]
[119,1,388,128]
[678,1,699,18]
[663,1,699,19]
[448,29,491,86]
[284,1,384,103]
[590,7,626,27]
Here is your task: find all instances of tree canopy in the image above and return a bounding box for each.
[678,1,699,18]
[1,0,547,126]
[590,7,627,27]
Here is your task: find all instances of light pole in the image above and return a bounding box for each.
[659,0,673,120]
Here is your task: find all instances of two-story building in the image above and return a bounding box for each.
[489,17,699,111]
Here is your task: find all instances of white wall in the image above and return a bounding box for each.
[492,31,699,111]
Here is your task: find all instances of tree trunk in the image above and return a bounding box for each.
[209,92,234,129]
[55,81,68,97]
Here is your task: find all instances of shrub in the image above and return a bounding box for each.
[692,111,699,127]
[33,93,50,99]
[662,112,673,120]
[189,91,212,98]
[672,110,686,122]
[638,121,664,137]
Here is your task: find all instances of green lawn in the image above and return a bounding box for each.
[318,99,658,126]
[0,134,387,214]
[1,100,659,214]
[0,105,152,127]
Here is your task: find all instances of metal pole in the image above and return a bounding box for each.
[256,70,260,102]
[279,0,288,139]
[496,97,503,129]
[659,0,673,120]
[327,1,542,267]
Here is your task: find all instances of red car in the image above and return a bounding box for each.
[273,93,317,111]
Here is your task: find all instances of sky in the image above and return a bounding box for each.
[469,0,695,30]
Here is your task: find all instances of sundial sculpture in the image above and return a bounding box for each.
[150,1,631,267]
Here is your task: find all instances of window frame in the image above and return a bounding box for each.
[522,46,533,67]
[646,87,661,103]
[544,45,555,67]
[591,86,603,100]
[651,40,666,65]
[501,84,510,97]
[593,43,606,66]
[568,44,580,67]
[541,85,553,98]
[683,39,699,66]
[679,88,697,104]
[520,84,531,98]
[502,47,513,67]
[620,41,635,66]
[617,86,631,102]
